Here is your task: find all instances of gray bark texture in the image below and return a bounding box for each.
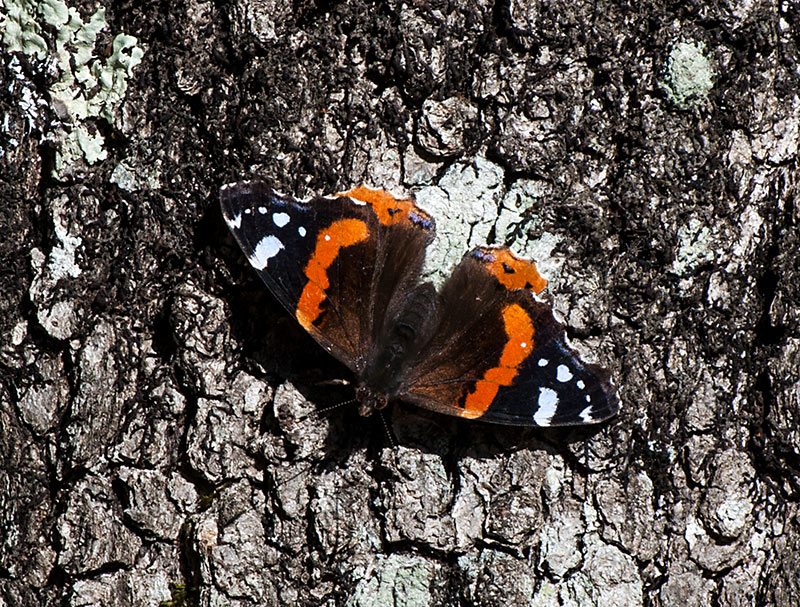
[1,1,798,606]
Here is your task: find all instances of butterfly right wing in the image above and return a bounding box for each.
[400,247,619,426]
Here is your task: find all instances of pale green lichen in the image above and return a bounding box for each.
[1,0,48,57]
[672,217,716,275]
[110,158,162,192]
[348,555,435,607]
[415,156,505,286]
[40,0,68,26]
[0,0,144,176]
[64,126,108,166]
[663,40,715,109]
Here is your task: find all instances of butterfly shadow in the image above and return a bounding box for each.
[386,401,616,467]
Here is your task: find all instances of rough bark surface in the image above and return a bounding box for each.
[1,1,798,606]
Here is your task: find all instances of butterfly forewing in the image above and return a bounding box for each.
[220,181,434,373]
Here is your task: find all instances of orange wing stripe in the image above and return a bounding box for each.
[461,303,534,417]
[339,186,430,227]
[296,219,369,330]
[482,248,547,293]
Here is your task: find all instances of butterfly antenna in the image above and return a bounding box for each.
[378,410,397,448]
[316,397,357,416]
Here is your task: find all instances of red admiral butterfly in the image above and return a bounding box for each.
[220,180,619,426]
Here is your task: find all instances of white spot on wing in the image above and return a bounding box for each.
[226,213,242,230]
[520,342,527,348]
[298,226,307,237]
[273,212,290,227]
[324,234,331,241]
[585,394,591,402]
[336,193,366,205]
[577,380,585,390]
[258,206,267,214]
[579,405,594,423]
[534,388,559,425]
[538,359,549,367]
[556,365,573,382]
[248,235,284,270]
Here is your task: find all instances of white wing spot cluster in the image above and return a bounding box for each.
[273,212,290,227]
[534,387,559,425]
[248,235,284,270]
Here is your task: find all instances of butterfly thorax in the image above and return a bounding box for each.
[357,340,414,416]
[356,283,439,416]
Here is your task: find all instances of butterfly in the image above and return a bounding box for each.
[220,179,619,426]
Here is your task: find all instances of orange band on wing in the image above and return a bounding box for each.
[481,248,547,294]
[296,219,369,330]
[461,303,534,417]
[339,186,430,227]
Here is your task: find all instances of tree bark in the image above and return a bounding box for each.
[1,1,798,606]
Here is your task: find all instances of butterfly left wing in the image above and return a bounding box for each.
[220,180,434,373]
[400,247,619,426]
